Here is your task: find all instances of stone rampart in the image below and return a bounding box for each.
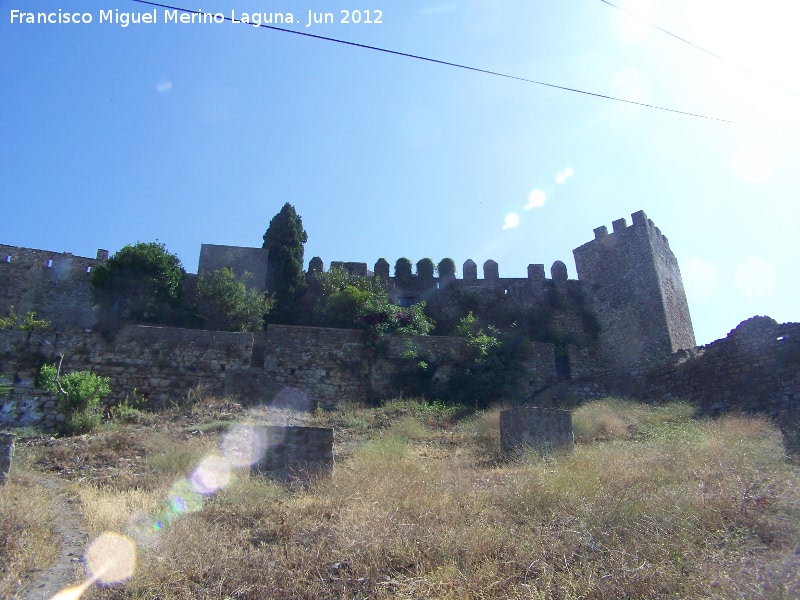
[0,244,107,330]
[1,322,561,426]
[0,326,254,414]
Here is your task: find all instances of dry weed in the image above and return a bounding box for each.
[19,398,800,600]
[0,473,60,598]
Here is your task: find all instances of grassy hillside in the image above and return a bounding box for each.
[3,396,799,599]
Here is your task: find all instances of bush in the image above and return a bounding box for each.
[90,241,189,328]
[0,307,49,332]
[444,313,524,409]
[309,267,435,335]
[195,268,273,332]
[110,389,150,424]
[38,359,110,434]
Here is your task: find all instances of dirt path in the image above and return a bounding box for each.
[19,472,88,600]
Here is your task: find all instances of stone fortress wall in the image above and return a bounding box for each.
[1,211,797,444]
[0,322,558,429]
[0,244,108,330]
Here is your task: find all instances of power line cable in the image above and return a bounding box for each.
[596,0,800,97]
[128,0,794,133]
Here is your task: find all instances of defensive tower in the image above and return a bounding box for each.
[573,210,695,370]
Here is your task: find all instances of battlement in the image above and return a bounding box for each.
[0,208,695,377]
[310,256,573,285]
[588,210,670,249]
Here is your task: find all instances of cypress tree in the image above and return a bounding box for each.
[262,203,308,324]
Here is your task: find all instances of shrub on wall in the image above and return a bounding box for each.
[416,258,435,281]
[309,267,435,335]
[90,242,190,329]
[394,257,413,285]
[196,268,273,332]
[38,358,110,435]
[444,314,525,410]
[0,307,49,332]
[436,258,456,279]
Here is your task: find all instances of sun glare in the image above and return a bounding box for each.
[525,189,546,209]
[502,212,520,229]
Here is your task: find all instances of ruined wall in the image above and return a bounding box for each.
[573,211,695,371]
[198,244,269,292]
[0,244,107,330]
[619,317,799,417]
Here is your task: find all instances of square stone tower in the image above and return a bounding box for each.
[573,210,695,370]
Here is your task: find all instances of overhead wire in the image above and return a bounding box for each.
[128,0,795,133]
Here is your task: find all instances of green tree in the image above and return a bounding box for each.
[90,242,188,328]
[196,268,273,332]
[262,203,308,324]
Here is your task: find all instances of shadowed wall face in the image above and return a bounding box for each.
[250,426,334,482]
[0,244,105,330]
[499,407,573,453]
[198,244,269,292]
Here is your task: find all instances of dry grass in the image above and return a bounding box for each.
[0,472,60,598]
[15,397,800,599]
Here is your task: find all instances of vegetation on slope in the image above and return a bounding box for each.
[6,396,797,599]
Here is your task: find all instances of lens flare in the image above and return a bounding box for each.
[502,212,520,230]
[525,189,546,209]
[191,454,233,495]
[125,514,161,551]
[222,424,267,468]
[168,479,204,514]
[83,532,137,586]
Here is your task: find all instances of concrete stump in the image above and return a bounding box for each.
[0,433,15,486]
[251,426,334,482]
[500,407,573,454]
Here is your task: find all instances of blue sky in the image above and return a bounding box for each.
[2,0,798,345]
